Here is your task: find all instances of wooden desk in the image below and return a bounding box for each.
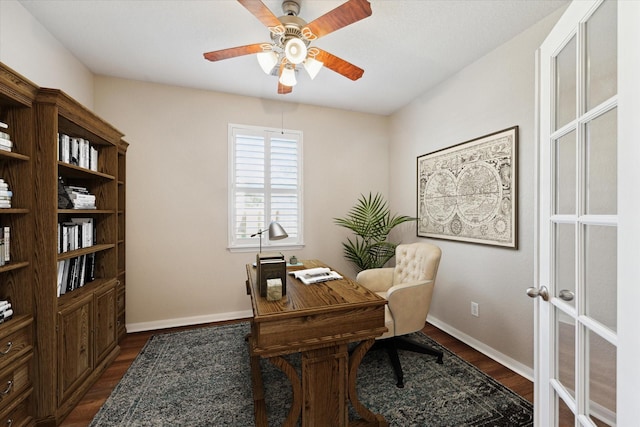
[245,260,388,427]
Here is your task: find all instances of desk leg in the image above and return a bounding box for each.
[302,344,349,426]
[348,339,388,427]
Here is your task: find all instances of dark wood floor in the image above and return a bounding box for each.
[60,320,533,426]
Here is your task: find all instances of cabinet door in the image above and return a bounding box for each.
[57,295,93,406]
[94,282,117,364]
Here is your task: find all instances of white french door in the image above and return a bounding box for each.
[534,0,640,425]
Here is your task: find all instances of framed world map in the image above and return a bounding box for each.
[417,126,518,248]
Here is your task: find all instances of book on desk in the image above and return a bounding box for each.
[290,267,343,285]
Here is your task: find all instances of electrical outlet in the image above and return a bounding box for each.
[471,302,479,317]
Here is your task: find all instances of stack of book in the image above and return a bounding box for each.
[57,133,99,171]
[65,184,96,209]
[0,300,13,324]
[58,218,94,253]
[0,121,12,152]
[57,254,95,296]
[0,179,12,208]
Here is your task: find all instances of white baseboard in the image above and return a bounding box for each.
[427,315,534,382]
[126,310,253,333]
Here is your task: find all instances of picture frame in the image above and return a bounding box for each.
[417,126,518,248]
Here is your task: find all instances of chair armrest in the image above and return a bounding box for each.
[386,280,435,336]
[356,268,394,293]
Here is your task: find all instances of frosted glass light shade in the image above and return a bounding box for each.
[304,57,323,79]
[284,38,307,65]
[257,51,278,74]
[279,67,297,86]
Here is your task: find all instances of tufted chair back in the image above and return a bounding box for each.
[393,242,441,286]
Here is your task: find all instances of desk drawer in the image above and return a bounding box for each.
[252,305,386,355]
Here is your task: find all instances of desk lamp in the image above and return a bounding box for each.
[251,221,288,252]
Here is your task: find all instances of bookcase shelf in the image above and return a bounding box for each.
[0,261,29,273]
[58,162,115,180]
[0,151,29,162]
[57,243,115,260]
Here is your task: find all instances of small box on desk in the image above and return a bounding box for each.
[256,253,286,298]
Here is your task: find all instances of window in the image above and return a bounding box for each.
[228,124,303,250]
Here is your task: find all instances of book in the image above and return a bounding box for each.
[290,267,343,285]
[71,217,94,248]
[3,226,9,262]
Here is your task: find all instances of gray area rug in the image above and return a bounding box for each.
[90,322,532,426]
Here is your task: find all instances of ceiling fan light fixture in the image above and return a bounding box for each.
[284,37,307,65]
[279,66,297,87]
[303,56,323,80]
[257,51,278,74]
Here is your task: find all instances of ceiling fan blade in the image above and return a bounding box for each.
[203,43,265,62]
[237,0,284,33]
[277,62,293,94]
[315,49,364,81]
[303,0,372,40]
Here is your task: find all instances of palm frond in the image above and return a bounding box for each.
[334,192,417,271]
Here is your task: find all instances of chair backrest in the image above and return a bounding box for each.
[393,242,442,286]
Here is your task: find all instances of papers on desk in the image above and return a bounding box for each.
[290,267,343,285]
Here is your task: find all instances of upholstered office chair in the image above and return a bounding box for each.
[356,242,443,388]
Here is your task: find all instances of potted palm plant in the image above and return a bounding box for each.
[334,192,416,272]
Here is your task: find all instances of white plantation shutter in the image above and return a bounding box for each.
[229,124,303,249]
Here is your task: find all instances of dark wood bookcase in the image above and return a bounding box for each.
[0,61,128,426]
[32,87,124,425]
[0,62,38,427]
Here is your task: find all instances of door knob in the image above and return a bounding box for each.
[558,289,575,301]
[526,286,549,301]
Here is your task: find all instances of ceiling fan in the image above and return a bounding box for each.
[203,0,372,94]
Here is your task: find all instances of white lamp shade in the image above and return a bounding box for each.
[303,57,323,80]
[284,38,307,65]
[257,51,278,74]
[279,67,297,87]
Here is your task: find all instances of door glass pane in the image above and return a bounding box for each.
[555,36,577,130]
[586,0,617,110]
[587,330,616,426]
[557,394,576,427]
[557,309,575,396]
[586,108,617,215]
[584,225,617,331]
[555,223,576,308]
[554,131,576,215]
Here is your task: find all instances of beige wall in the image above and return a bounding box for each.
[0,0,94,108]
[388,9,565,374]
[92,77,390,330]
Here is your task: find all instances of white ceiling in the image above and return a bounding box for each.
[18,0,568,116]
